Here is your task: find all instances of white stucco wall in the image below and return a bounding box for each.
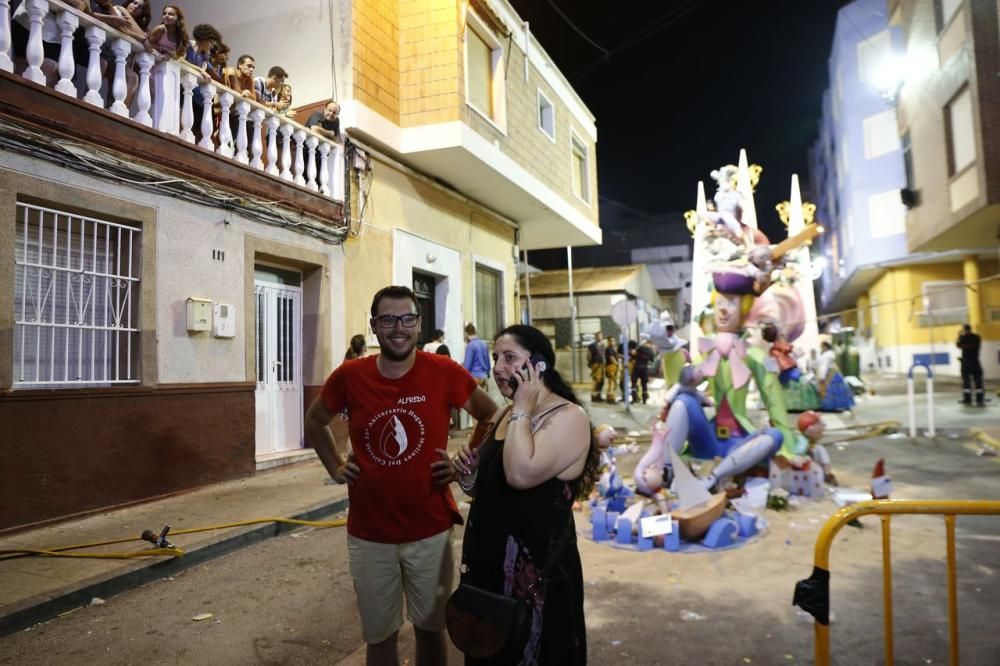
[0,151,345,385]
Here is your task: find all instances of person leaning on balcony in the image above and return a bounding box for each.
[306,101,343,143]
[184,23,221,71]
[10,0,90,86]
[144,5,188,59]
[253,66,289,110]
[224,54,257,99]
[92,0,147,41]
[275,83,296,119]
[206,42,229,84]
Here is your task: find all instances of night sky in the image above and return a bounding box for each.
[508,0,851,268]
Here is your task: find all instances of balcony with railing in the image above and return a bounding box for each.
[0,0,345,227]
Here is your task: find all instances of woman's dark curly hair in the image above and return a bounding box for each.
[494,324,600,499]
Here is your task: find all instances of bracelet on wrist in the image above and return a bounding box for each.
[458,468,478,491]
[509,411,530,422]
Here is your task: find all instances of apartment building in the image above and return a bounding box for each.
[0,0,600,530]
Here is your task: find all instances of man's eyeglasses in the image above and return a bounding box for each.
[374,314,419,329]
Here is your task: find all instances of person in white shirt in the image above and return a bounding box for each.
[423,329,446,354]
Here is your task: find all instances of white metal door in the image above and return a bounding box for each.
[254,281,303,455]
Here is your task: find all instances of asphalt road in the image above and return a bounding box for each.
[1,421,999,665]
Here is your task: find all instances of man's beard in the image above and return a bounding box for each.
[378,336,416,362]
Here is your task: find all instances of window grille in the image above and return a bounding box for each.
[13,203,141,386]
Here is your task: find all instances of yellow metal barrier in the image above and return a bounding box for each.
[793,499,1000,666]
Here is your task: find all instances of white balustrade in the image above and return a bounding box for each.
[82,25,105,106]
[250,108,265,170]
[265,116,280,176]
[22,0,47,85]
[292,129,306,186]
[151,59,180,134]
[197,82,214,150]
[318,142,331,196]
[305,136,318,191]
[330,141,345,201]
[0,0,13,72]
[132,51,155,126]
[234,100,250,164]
[108,38,130,117]
[179,71,197,143]
[217,92,234,158]
[278,123,293,181]
[53,10,77,96]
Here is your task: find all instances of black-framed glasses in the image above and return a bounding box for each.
[374,313,419,329]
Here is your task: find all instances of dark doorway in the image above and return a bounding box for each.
[412,271,435,347]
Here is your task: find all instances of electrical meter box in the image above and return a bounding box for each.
[186,297,212,332]
[213,303,236,338]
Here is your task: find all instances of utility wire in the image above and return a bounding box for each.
[543,0,609,54]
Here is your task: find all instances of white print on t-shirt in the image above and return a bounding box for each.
[364,407,426,466]
[398,395,427,405]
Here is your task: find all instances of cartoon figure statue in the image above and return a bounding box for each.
[796,411,836,485]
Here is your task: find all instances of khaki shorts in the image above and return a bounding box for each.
[347,528,454,644]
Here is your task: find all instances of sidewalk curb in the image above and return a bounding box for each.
[0,497,350,638]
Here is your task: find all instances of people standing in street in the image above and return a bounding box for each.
[588,332,606,402]
[604,336,621,403]
[957,324,985,406]
[631,337,656,404]
[305,286,497,666]
[463,323,491,390]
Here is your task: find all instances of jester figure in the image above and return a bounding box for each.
[638,270,797,493]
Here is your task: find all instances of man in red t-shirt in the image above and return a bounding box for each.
[305,285,496,666]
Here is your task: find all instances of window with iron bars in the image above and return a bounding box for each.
[13,202,142,387]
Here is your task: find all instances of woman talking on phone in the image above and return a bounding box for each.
[452,325,598,664]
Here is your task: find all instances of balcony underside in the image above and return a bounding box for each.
[0,72,344,228]
[909,203,1000,253]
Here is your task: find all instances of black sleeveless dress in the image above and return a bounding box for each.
[460,424,587,665]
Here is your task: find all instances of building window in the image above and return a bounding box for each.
[857,29,893,88]
[13,202,141,387]
[570,131,590,204]
[474,264,502,340]
[537,89,556,142]
[935,0,962,31]
[464,12,506,130]
[863,110,900,159]
[944,86,975,176]
[868,190,907,239]
[919,280,966,326]
[901,130,915,189]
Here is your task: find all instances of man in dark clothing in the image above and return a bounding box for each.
[306,100,342,143]
[587,332,606,402]
[631,338,656,404]
[957,324,984,406]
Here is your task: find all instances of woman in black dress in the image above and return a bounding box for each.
[455,325,599,665]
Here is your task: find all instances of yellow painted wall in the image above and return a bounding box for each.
[977,258,1000,339]
[867,261,1000,348]
[398,0,462,125]
[341,157,517,339]
[353,0,401,123]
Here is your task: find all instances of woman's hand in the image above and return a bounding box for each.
[510,360,542,411]
[454,444,479,476]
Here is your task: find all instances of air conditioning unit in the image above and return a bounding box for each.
[900,188,920,208]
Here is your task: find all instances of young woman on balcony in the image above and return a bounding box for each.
[92,0,147,42]
[143,5,188,59]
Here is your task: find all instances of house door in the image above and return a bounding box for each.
[412,271,435,347]
[254,278,303,456]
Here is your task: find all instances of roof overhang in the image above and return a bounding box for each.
[342,101,602,251]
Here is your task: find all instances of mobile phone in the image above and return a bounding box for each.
[508,354,548,392]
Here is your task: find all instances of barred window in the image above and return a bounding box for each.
[13,202,141,387]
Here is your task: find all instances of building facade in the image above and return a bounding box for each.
[810,0,998,378]
[0,0,599,530]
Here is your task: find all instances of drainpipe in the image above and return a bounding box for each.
[567,246,578,383]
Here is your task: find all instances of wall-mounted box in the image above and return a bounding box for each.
[186,297,212,332]
[213,303,236,338]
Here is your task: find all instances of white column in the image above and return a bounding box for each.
[292,129,306,186]
[179,71,197,143]
[318,142,331,196]
[53,10,78,96]
[234,100,250,164]
[278,123,294,181]
[305,135,319,191]
[151,59,180,134]
[0,0,14,73]
[197,82,214,150]
[108,38,130,116]
[250,108,266,170]
[265,116,280,175]
[22,0,49,85]
[132,51,155,126]
[82,25,106,106]
[330,142,345,201]
[217,92,235,157]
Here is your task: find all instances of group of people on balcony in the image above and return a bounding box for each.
[8,1,342,150]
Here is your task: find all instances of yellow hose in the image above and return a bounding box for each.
[0,516,347,561]
[822,420,901,443]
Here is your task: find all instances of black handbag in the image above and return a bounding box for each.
[445,516,574,662]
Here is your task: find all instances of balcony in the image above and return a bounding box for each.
[0,0,346,229]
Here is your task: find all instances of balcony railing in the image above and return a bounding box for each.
[0,0,344,202]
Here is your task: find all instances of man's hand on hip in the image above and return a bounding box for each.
[332,454,360,485]
[430,448,457,485]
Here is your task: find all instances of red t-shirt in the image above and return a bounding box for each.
[320,351,477,543]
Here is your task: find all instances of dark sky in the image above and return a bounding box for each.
[508,0,850,266]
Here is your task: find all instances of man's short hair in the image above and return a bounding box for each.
[237,54,254,66]
[370,286,418,318]
[962,324,972,332]
[433,329,445,339]
[268,66,288,79]
[464,323,477,336]
[213,42,230,55]
[192,24,222,43]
